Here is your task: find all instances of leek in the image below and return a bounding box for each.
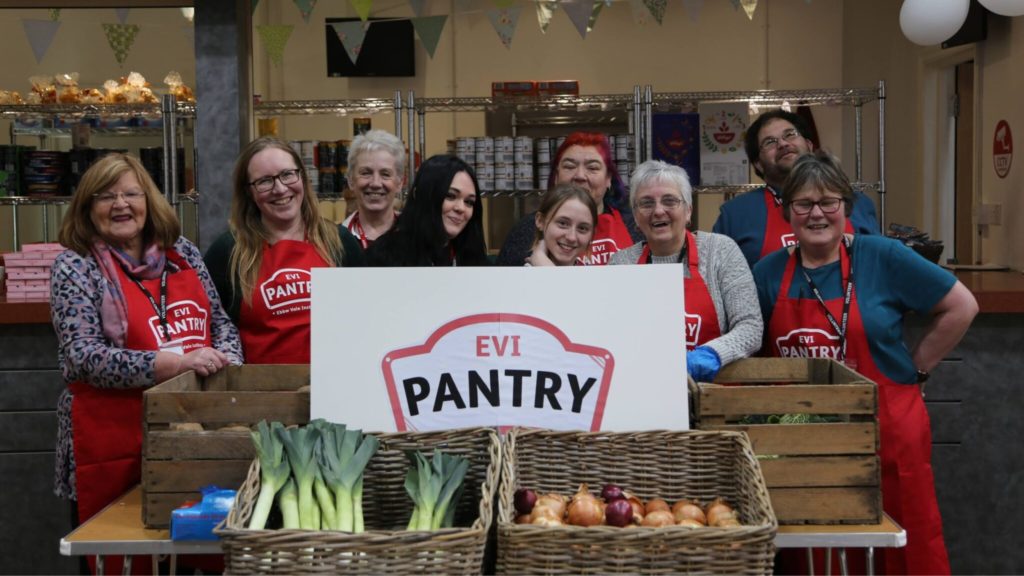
[247,420,291,530]
[404,449,470,531]
[276,424,321,530]
[277,477,300,529]
[319,424,379,532]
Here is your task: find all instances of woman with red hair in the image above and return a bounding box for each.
[496,131,641,266]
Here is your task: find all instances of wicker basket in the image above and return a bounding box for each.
[497,429,777,575]
[216,427,500,575]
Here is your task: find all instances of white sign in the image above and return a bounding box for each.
[699,102,750,185]
[311,266,688,432]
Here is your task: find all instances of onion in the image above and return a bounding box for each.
[532,514,563,527]
[646,498,670,514]
[677,518,704,529]
[515,514,532,524]
[567,484,605,527]
[604,498,633,527]
[533,494,567,519]
[514,488,537,515]
[530,503,563,523]
[640,509,675,527]
[600,483,625,502]
[626,495,645,523]
[705,498,736,527]
[715,516,742,528]
[672,500,707,525]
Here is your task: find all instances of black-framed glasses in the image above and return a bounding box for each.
[759,128,802,152]
[250,169,301,193]
[634,195,684,213]
[789,197,844,215]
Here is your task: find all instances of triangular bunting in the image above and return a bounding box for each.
[329,20,368,63]
[411,15,447,58]
[409,0,427,17]
[22,19,60,64]
[293,0,317,23]
[115,8,130,24]
[729,0,741,10]
[536,1,557,33]
[101,23,140,66]
[641,0,666,24]
[588,1,605,31]
[562,0,595,39]
[350,0,373,21]
[740,0,757,19]
[682,0,703,22]
[629,0,649,25]
[486,6,521,49]
[256,24,294,66]
[49,9,60,21]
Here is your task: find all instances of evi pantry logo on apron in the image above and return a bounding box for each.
[260,267,313,313]
[381,313,614,432]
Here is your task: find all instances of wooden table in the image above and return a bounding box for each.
[64,486,905,576]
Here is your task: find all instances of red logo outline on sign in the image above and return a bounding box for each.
[993,119,1012,179]
[381,312,615,432]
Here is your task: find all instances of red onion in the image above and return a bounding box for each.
[604,498,633,527]
[600,483,625,502]
[514,488,537,515]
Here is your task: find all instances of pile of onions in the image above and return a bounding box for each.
[512,483,742,529]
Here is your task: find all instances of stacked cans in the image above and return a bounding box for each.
[316,140,349,196]
[493,136,513,192]
[138,147,186,196]
[534,138,553,190]
[474,136,494,192]
[611,133,633,190]
[513,136,533,191]
[22,150,69,196]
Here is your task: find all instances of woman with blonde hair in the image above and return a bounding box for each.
[205,136,363,363]
[524,183,598,266]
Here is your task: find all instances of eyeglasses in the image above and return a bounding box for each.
[789,197,844,215]
[759,128,803,152]
[250,169,301,193]
[92,190,146,205]
[634,195,685,213]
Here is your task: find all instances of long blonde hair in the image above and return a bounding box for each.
[58,152,180,255]
[228,137,342,305]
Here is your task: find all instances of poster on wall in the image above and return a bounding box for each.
[310,267,689,433]
[652,113,701,185]
[993,119,1012,179]
[698,102,749,185]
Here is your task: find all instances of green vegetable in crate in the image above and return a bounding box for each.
[404,449,470,530]
[277,477,300,529]
[317,421,379,532]
[247,420,292,530]
[276,424,321,530]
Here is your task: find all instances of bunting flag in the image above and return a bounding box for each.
[740,0,758,20]
[628,0,649,25]
[641,0,667,24]
[562,0,596,39]
[329,20,368,63]
[49,9,61,21]
[350,0,373,21]
[588,1,605,31]
[252,0,261,15]
[536,1,557,33]
[294,0,317,23]
[115,8,130,24]
[682,0,704,22]
[22,19,60,64]
[102,23,140,66]
[257,24,294,66]
[486,6,521,49]
[408,0,427,17]
[729,0,741,10]
[411,15,447,58]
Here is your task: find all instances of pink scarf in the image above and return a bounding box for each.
[90,241,168,347]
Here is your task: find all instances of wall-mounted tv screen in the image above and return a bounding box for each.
[326,18,416,77]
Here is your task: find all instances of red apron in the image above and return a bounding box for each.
[581,207,634,266]
[70,250,211,575]
[638,231,722,350]
[239,240,326,364]
[760,187,854,259]
[766,242,950,576]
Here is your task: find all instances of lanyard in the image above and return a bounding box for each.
[767,185,783,207]
[796,237,854,362]
[127,269,170,343]
[348,212,369,250]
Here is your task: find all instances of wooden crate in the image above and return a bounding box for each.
[142,364,310,528]
[692,358,880,525]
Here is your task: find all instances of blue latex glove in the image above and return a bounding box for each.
[687,346,722,383]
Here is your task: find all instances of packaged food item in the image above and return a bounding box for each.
[0,90,24,105]
[104,72,158,104]
[164,71,195,103]
[28,75,57,104]
[55,73,81,104]
[78,88,105,104]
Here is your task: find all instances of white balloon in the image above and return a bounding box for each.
[900,0,971,46]
[979,0,1024,16]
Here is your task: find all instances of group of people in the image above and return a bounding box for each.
[50,112,977,575]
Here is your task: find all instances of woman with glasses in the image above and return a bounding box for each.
[609,160,762,383]
[205,136,364,364]
[366,154,489,267]
[49,153,243,564]
[524,183,597,266]
[753,151,977,576]
[497,131,642,266]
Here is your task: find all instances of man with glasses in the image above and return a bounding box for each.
[713,109,878,268]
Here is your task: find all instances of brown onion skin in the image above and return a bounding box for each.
[705,498,736,526]
[567,484,605,527]
[677,518,704,529]
[530,504,563,523]
[646,499,671,514]
[515,514,532,524]
[640,509,675,527]
[534,494,567,519]
[627,497,645,523]
[532,514,564,527]
[672,500,707,525]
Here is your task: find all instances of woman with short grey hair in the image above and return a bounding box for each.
[610,159,762,382]
[344,129,407,248]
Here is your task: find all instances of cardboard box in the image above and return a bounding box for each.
[692,357,881,524]
[536,80,580,97]
[142,365,310,528]
[491,81,538,98]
